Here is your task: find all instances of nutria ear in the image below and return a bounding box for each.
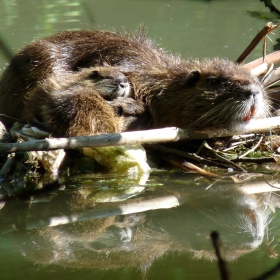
[89,70,99,79]
[188,70,200,86]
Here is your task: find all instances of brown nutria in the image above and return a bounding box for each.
[10,66,133,134]
[0,29,271,134]
[24,68,149,137]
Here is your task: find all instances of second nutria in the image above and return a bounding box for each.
[0,29,271,134]
[24,67,149,137]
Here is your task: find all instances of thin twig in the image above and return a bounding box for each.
[162,154,221,178]
[0,153,16,177]
[239,136,263,158]
[244,51,280,71]
[263,177,280,190]
[236,22,280,64]
[153,144,235,170]
[232,157,275,164]
[210,231,230,280]
[263,67,280,88]
[0,114,25,124]
[198,141,247,173]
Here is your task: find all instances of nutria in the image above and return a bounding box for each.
[2,65,135,134]
[0,29,271,134]
[24,68,149,137]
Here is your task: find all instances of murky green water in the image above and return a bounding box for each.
[0,0,280,279]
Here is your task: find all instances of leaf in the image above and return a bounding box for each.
[260,0,272,9]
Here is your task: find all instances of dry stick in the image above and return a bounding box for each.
[154,144,237,170]
[263,177,280,190]
[162,154,221,178]
[0,114,25,124]
[223,139,256,152]
[244,51,280,72]
[238,136,263,159]
[210,231,230,280]
[2,116,280,154]
[232,157,275,164]
[236,22,280,64]
[250,62,269,77]
[198,141,247,173]
[263,67,280,87]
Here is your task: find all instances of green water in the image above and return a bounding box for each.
[0,0,280,279]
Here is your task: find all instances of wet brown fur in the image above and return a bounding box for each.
[25,69,149,137]
[28,84,121,137]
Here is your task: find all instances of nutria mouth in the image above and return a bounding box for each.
[243,106,255,122]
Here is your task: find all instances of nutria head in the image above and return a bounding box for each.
[75,67,131,100]
[48,66,131,101]
[132,59,271,132]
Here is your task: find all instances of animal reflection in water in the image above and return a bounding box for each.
[8,187,272,272]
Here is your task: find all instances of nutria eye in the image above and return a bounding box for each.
[186,70,200,87]
[89,70,99,79]
[207,76,220,85]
